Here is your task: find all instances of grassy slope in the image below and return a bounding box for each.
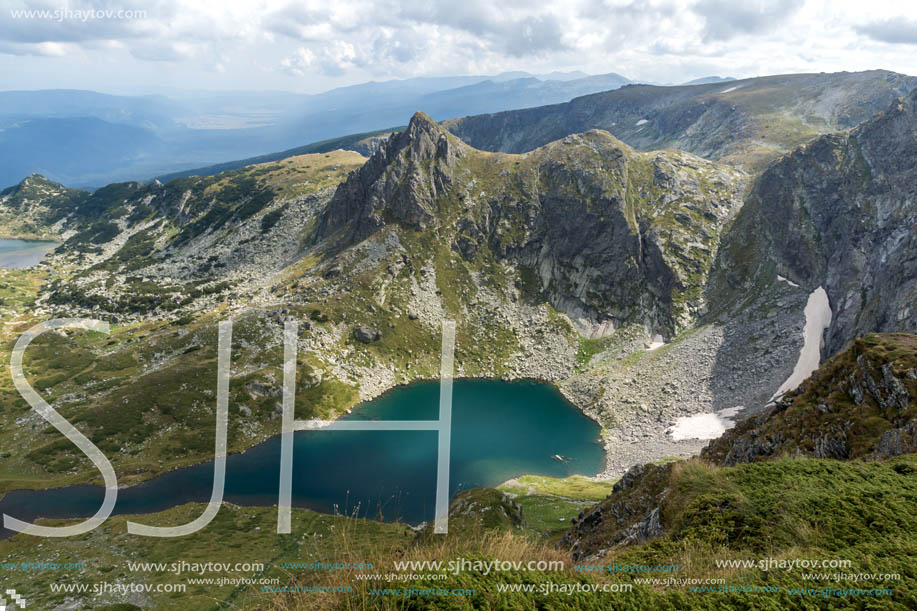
[3,455,913,609]
[322,456,917,610]
[0,504,414,610]
[0,152,370,492]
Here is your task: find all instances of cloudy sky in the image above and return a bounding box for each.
[1,0,916,94]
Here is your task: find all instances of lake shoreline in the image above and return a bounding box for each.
[0,233,60,241]
[0,238,59,269]
[0,375,608,496]
[0,378,604,537]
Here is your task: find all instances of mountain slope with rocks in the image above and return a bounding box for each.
[713,87,917,357]
[556,85,917,561]
[318,111,747,339]
[0,174,90,238]
[703,333,917,465]
[445,70,917,170]
[0,111,785,490]
[562,332,917,563]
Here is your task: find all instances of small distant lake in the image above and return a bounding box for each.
[0,379,604,537]
[0,238,57,268]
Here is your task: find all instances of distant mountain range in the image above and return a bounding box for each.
[679,75,736,85]
[172,70,917,183]
[0,71,634,189]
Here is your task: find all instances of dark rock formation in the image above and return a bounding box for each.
[563,462,671,560]
[317,112,744,337]
[317,112,465,244]
[415,488,526,541]
[353,325,381,343]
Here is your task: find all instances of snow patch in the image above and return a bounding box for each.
[635,119,648,126]
[668,407,742,441]
[720,86,739,93]
[646,334,666,350]
[777,274,800,288]
[771,287,832,400]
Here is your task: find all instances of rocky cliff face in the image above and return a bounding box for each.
[562,461,670,560]
[317,112,465,244]
[715,88,917,356]
[319,112,745,337]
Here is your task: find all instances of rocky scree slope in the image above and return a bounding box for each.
[19,151,366,320]
[556,89,917,560]
[562,333,917,561]
[703,333,917,465]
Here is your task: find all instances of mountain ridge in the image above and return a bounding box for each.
[445,70,917,170]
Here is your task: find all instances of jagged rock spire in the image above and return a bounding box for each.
[317,112,465,244]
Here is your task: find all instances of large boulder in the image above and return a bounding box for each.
[353,325,382,343]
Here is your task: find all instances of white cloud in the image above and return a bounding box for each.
[280,47,316,77]
[0,0,915,92]
[693,0,802,42]
[0,40,71,56]
[320,40,358,75]
[281,41,363,77]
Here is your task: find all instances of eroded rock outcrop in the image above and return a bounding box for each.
[318,112,746,338]
[563,462,671,560]
[317,112,466,244]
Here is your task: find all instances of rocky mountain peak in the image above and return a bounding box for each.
[316,111,466,244]
[2,174,60,198]
[397,111,464,164]
[315,110,746,338]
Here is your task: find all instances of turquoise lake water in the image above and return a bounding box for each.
[0,379,604,535]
